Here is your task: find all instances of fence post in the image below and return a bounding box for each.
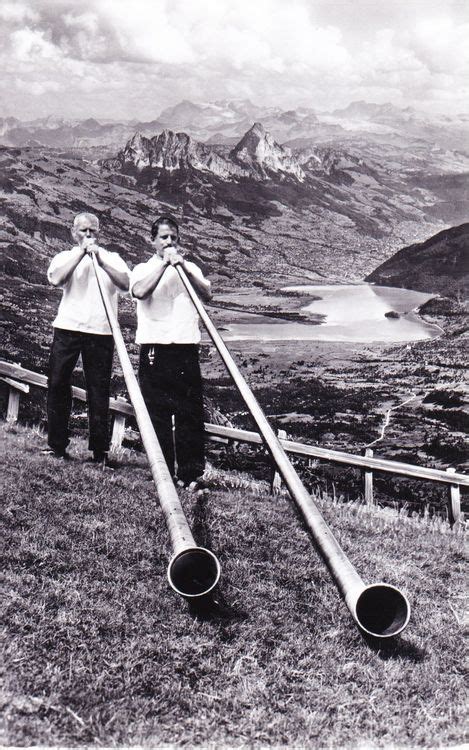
[271,429,287,495]
[110,396,128,451]
[446,468,461,526]
[7,389,20,423]
[364,447,374,505]
[2,377,30,424]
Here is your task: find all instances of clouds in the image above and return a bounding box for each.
[411,15,469,74]
[10,27,60,61]
[0,1,39,23]
[1,0,468,120]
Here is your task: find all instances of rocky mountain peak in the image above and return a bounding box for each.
[230,123,305,181]
[112,127,245,179]
[156,129,191,148]
[122,131,153,169]
[128,131,146,148]
[250,121,267,135]
[237,122,271,145]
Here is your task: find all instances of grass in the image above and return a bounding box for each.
[1,422,467,748]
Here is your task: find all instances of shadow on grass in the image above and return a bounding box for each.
[183,487,249,624]
[188,590,248,624]
[361,633,427,662]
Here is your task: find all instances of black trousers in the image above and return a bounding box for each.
[139,344,205,484]
[47,328,114,454]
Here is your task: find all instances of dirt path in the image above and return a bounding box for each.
[366,391,421,447]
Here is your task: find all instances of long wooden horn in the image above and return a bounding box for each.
[174,262,410,637]
[90,252,220,598]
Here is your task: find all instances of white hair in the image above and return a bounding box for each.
[73,212,99,228]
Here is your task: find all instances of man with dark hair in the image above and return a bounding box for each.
[43,212,130,465]
[150,214,179,241]
[130,215,211,487]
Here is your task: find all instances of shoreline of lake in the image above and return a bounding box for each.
[213,283,441,344]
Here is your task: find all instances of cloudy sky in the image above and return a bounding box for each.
[1,0,468,121]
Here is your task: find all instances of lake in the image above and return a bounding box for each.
[220,284,441,343]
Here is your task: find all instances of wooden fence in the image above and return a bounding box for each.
[1,360,467,525]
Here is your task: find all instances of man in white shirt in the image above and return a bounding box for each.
[44,212,129,463]
[130,215,211,487]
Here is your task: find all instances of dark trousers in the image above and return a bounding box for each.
[139,344,205,484]
[47,328,114,454]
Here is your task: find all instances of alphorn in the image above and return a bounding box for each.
[89,251,220,598]
[173,262,410,637]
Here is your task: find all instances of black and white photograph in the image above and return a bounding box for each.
[1,0,468,747]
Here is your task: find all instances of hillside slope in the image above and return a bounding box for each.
[366,223,469,298]
[2,423,467,748]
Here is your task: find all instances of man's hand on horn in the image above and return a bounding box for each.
[163,245,184,266]
[84,237,104,264]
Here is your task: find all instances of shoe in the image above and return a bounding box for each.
[185,478,209,495]
[187,480,202,492]
[90,452,117,470]
[41,447,69,460]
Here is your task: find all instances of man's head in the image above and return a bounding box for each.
[151,215,179,257]
[72,212,100,248]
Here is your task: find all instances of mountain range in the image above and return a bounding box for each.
[104,124,306,181]
[100,120,469,237]
[1,99,468,152]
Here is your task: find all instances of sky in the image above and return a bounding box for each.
[1,0,468,121]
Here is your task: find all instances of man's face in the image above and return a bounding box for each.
[73,216,99,248]
[153,223,179,257]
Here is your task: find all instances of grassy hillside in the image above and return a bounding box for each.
[2,423,467,748]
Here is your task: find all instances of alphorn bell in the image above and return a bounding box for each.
[89,250,220,598]
[173,262,410,637]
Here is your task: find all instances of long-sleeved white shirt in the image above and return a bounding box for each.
[48,247,130,335]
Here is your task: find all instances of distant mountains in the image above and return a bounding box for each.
[104,124,306,182]
[366,223,469,298]
[1,99,468,151]
[99,120,469,238]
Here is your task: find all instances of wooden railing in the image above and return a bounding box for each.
[1,360,467,524]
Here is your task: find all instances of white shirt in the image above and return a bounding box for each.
[48,247,129,335]
[130,256,205,344]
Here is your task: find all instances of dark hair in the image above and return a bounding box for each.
[151,215,179,241]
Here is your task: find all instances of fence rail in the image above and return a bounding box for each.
[1,360,466,524]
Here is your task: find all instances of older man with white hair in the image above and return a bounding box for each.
[43,212,129,465]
